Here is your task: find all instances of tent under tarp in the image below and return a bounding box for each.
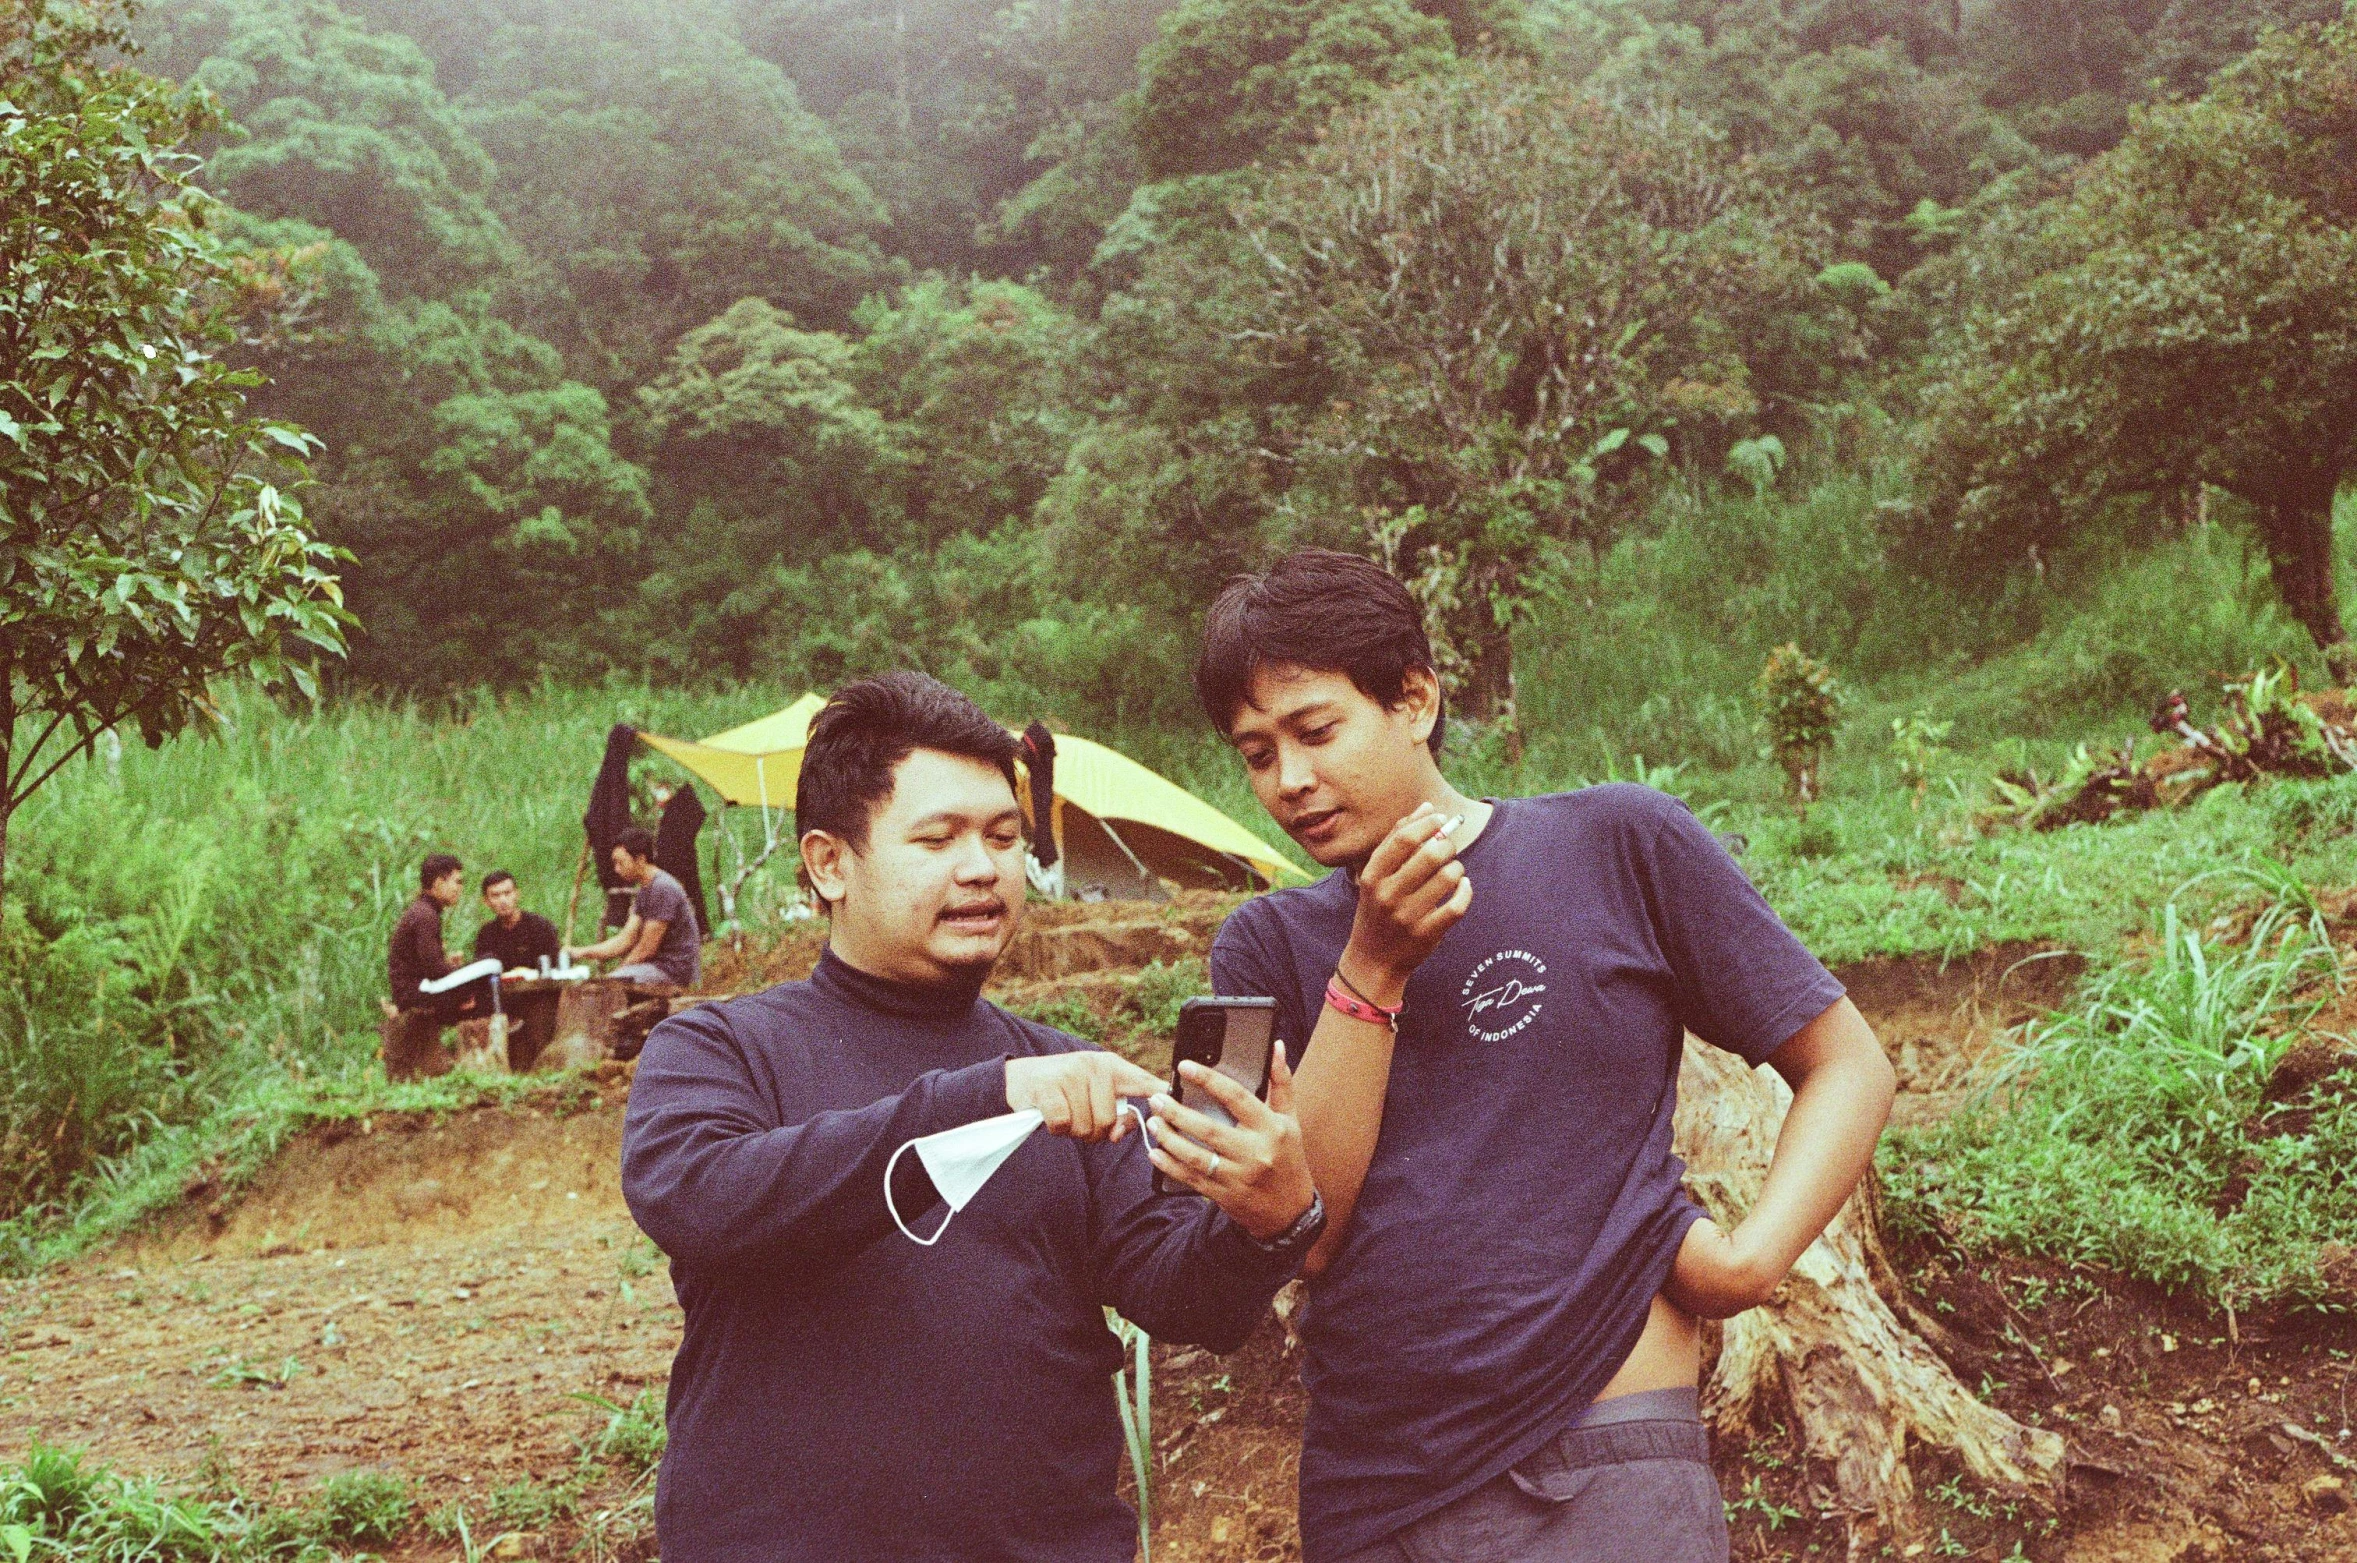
[1034,732,1303,896]
[636,696,1306,899]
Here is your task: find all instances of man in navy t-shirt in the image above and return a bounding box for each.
[1193,552,1897,1563]
[622,672,1325,1561]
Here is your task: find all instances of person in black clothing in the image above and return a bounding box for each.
[622,672,1325,1562]
[473,870,562,974]
[387,853,486,1021]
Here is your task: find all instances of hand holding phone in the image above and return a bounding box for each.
[1152,998,1274,1192]
[1145,1026,1317,1242]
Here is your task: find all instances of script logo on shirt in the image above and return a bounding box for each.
[1460,949,1548,1043]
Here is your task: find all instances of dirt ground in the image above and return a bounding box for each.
[6,897,2355,1561]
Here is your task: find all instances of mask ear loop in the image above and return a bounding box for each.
[885,1138,956,1246]
[890,1105,1155,1246]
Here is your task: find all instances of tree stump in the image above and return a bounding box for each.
[378,1006,451,1083]
[538,980,631,1072]
[1675,1036,2067,1552]
[450,1014,508,1074]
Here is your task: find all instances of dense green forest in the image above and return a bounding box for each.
[73,0,2354,715]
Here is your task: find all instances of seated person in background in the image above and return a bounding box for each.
[474,869,562,975]
[568,827,701,989]
[388,853,486,1020]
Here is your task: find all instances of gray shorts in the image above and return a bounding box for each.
[1338,1388,1729,1563]
[608,962,677,986]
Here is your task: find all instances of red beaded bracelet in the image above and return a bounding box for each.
[1326,975,1402,1028]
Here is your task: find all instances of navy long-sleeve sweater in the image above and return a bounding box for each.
[620,948,1300,1563]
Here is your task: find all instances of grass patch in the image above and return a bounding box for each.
[1008,992,1107,1044]
[1129,957,1208,1037]
[0,1060,605,1275]
[1883,865,2357,1309]
[0,1439,413,1561]
[573,1389,667,1475]
[0,1397,660,1558]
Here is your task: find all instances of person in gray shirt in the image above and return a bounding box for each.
[569,826,702,988]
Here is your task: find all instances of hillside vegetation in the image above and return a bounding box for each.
[8,0,2357,1308]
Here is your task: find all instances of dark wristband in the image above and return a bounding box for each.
[1247,1190,1327,1256]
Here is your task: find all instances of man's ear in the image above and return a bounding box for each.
[800,830,852,908]
[1398,664,1443,748]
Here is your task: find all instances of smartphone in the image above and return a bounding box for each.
[1153,996,1278,1195]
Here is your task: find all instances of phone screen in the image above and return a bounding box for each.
[1173,1000,1276,1129]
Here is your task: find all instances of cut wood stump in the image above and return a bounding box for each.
[525,978,688,1071]
[377,1006,451,1083]
[450,1014,508,1074]
[539,980,629,1072]
[1675,1035,2066,1552]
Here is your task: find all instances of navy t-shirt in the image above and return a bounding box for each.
[1210,784,1845,1560]
[621,948,1299,1562]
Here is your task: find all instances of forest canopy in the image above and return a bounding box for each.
[45,0,2352,724]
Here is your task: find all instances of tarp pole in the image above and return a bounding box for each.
[756,756,776,853]
[1096,816,1155,883]
[561,839,591,946]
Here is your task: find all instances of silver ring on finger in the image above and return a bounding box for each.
[1207,1152,1221,1177]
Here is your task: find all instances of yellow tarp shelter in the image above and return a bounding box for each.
[1037,733,1305,895]
[636,695,1306,896]
[638,692,827,814]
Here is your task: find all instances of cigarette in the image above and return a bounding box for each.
[1438,814,1464,840]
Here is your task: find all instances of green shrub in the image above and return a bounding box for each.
[314,1468,411,1543]
[1130,958,1208,1036]
[1883,867,2357,1308]
[0,1441,218,1562]
[575,1389,668,1474]
[1012,992,1105,1044]
[1757,645,1844,807]
[487,1475,577,1530]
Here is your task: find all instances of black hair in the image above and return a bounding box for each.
[481,869,515,893]
[1195,549,1445,756]
[797,672,1020,873]
[615,826,656,863]
[420,852,463,891]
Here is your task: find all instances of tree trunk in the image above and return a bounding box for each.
[1674,1037,2067,1552]
[2256,488,2346,649]
[0,681,12,898]
[1457,618,1521,761]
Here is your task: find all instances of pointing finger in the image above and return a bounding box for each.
[1104,1055,1168,1099]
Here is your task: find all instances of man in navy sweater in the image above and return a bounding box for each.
[1194,552,1896,1563]
[622,672,1323,1562]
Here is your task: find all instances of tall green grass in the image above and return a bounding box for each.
[1883,865,2357,1308]
[0,682,805,1260]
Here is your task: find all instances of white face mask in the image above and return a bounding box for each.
[886,1103,1153,1246]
